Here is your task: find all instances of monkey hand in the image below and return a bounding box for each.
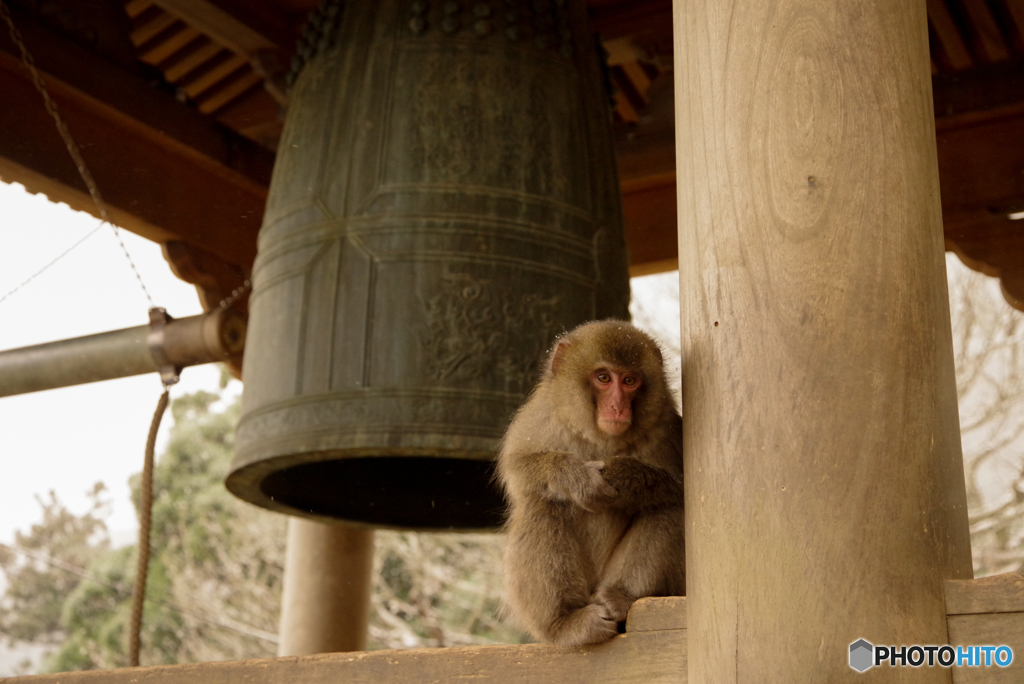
[564,460,617,512]
[600,457,683,514]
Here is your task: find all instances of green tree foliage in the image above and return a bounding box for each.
[0,388,285,672]
[370,532,520,648]
[1,382,520,674]
[48,546,136,671]
[0,483,112,647]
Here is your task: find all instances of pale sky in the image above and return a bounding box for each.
[0,179,239,546]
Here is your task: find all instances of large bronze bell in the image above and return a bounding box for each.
[225,0,629,530]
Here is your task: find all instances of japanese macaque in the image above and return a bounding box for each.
[497,320,684,647]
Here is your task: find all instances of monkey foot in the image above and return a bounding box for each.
[550,603,618,647]
[593,586,634,622]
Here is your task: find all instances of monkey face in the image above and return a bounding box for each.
[591,367,643,436]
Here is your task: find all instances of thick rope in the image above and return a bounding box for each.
[128,389,170,667]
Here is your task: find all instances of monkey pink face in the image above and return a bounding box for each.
[592,367,642,436]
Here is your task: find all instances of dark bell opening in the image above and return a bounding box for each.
[260,456,507,530]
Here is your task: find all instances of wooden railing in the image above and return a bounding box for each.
[7,576,1024,683]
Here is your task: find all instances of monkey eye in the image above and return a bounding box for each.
[595,372,612,384]
[623,376,638,387]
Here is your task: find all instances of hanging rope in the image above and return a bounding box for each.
[0,4,252,667]
[128,388,170,667]
[0,0,154,308]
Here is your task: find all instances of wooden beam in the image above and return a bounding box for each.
[938,109,1024,310]
[948,613,1024,682]
[622,173,677,269]
[150,0,281,55]
[946,573,1024,615]
[933,60,1024,119]
[946,575,1024,682]
[959,0,1010,64]
[927,0,975,71]
[1008,1,1024,39]
[0,8,270,271]
[603,36,647,66]
[130,11,179,46]
[137,24,203,64]
[937,110,1024,215]
[590,0,672,42]
[629,258,678,277]
[195,0,306,47]
[182,53,248,98]
[4,629,687,684]
[624,596,686,632]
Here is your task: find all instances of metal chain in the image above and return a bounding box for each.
[217,278,252,310]
[0,0,154,307]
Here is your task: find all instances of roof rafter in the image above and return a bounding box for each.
[0,7,271,270]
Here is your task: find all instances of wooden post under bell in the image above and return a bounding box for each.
[277,519,375,656]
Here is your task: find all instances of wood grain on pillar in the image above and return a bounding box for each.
[674,1,973,681]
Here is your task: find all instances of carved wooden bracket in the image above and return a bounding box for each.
[161,240,249,377]
[947,235,1024,313]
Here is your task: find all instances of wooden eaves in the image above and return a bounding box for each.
[1,0,1024,306]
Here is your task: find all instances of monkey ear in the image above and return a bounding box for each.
[550,341,571,376]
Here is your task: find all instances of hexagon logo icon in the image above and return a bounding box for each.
[850,639,874,672]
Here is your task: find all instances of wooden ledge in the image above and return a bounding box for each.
[5,599,688,684]
[626,596,687,632]
[11,586,1024,684]
[946,573,1024,615]
[945,574,1024,683]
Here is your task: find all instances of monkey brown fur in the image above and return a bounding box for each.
[497,320,684,648]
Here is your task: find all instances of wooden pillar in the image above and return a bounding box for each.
[277,519,375,656]
[674,1,973,681]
